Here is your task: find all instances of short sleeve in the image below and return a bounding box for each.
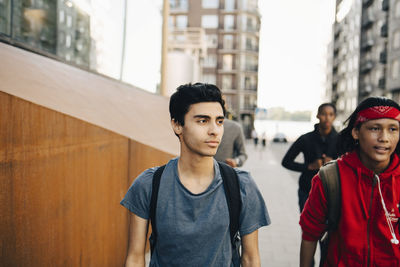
[237,170,271,236]
[120,167,157,220]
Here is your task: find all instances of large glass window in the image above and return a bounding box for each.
[3,0,163,92]
[202,0,219,9]
[0,0,11,35]
[201,15,218,28]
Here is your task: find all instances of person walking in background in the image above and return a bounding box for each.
[214,118,248,167]
[300,97,400,266]
[251,128,258,147]
[121,83,270,267]
[261,132,267,149]
[281,103,338,212]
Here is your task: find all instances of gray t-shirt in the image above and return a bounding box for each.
[121,158,270,266]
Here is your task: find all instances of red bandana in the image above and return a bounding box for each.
[355,106,400,126]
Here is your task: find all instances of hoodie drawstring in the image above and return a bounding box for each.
[375,174,399,245]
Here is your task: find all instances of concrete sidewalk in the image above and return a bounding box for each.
[242,141,316,267]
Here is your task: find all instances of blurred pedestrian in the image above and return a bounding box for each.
[261,131,267,148]
[251,128,258,147]
[215,119,248,167]
[281,103,338,212]
[300,97,400,267]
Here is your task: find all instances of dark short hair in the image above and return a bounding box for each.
[169,83,226,126]
[337,96,400,155]
[317,103,336,115]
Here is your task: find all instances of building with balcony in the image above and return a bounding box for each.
[168,0,261,136]
[329,0,400,125]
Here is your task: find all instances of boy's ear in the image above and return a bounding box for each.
[171,119,183,136]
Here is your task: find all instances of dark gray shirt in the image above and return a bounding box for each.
[121,158,270,267]
[214,119,248,167]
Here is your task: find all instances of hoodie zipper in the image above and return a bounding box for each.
[367,176,376,267]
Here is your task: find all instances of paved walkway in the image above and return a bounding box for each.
[243,141,319,267]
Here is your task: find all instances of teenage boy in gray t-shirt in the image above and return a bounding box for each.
[121,83,270,267]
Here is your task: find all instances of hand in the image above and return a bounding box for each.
[307,159,323,170]
[225,158,238,167]
[322,154,333,164]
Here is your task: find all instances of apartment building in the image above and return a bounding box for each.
[168,0,261,136]
[330,0,400,125]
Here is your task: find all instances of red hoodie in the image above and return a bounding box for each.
[300,151,400,266]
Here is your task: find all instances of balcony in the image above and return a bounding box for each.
[362,14,374,29]
[245,45,259,52]
[363,0,374,7]
[360,60,374,73]
[382,0,389,11]
[244,65,258,72]
[380,50,387,64]
[378,77,386,89]
[168,28,207,57]
[381,23,388,37]
[361,39,374,51]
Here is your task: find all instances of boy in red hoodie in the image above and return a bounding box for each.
[300,97,400,266]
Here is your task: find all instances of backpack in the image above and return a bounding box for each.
[318,160,341,267]
[149,161,242,262]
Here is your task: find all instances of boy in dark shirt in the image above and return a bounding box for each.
[281,103,338,212]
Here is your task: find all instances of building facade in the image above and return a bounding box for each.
[330,0,400,125]
[168,0,261,136]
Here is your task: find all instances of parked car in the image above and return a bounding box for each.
[272,132,288,143]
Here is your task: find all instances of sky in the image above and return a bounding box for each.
[124,0,336,112]
[258,0,336,112]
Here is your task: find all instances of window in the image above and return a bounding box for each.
[203,54,217,67]
[170,0,188,10]
[393,30,400,49]
[222,75,233,89]
[223,54,233,70]
[392,59,400,79]
[223,35,234,49]
[176,15,187,29]
[224,15,234,30]
[206,34,218,48]
[396,1,400,18]
[225,0,235,10]
[202,74,216,84]
[202,0,219,8]
[201,15,218,28]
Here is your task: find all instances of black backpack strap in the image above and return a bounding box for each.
[319,160,341,231]
[218,162,242,246]
[149,165,166,255]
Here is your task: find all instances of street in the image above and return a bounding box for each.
[243,141,319,267]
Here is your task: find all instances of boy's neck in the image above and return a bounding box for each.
[178,153,215,179]
[318,125,332,136]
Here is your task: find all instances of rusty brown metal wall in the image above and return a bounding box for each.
[0,92,174,266]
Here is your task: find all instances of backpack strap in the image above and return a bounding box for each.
[318,160,341,231]
[149,165,166,255]
[218,162,242,246]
